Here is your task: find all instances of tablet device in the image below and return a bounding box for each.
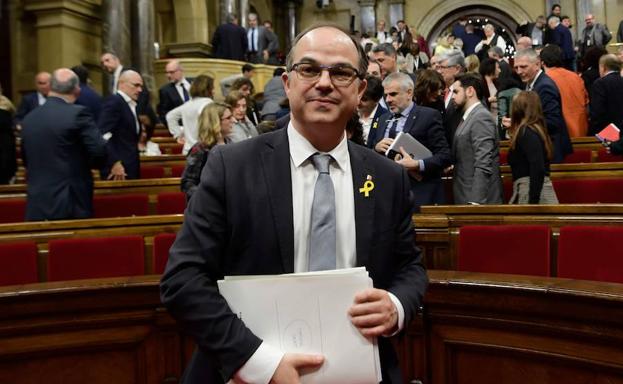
[386,131,432,160]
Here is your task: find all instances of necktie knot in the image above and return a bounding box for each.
[393,112,402,119]
[311,153,332,174]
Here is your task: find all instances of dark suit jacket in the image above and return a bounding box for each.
[76,84,103,122]
[549,25,576,61]
[160,129,428,384]
[157,82,185,125]
[211,22,247,61]
[15,92,41,123]
[98,94,141,179]
[21,97,106,220]
[370,105,451,208]
[365,104,388,148]
[590,72,623,135]
[443,99,463,150]
[532,72,573,163]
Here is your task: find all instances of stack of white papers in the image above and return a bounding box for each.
[218,267,381,384]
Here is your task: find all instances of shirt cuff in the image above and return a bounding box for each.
[234,342,284,384]
[418,159,425,172]
[386,292,405,336]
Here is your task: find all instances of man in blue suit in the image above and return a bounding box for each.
[15,71,51,124]
[547,16,576,70]
[98,70,143,180]
[21,68,106,221]
[71,65,102,121]
[360,75,387,147]
[514,48,573,163]
[371,72,452,210]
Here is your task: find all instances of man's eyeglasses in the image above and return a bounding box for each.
[290,62,360,86]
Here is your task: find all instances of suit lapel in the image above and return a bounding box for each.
[402,105,419,135]
[118,94,139,138]
[169,83,184,105]
[348,142,375,268]
[261,130,295,272]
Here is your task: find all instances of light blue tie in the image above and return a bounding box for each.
[309,153,336,271]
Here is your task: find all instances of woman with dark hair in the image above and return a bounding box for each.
[479,57,500,115]
[507,91,558,204]
[181,103,234,201]
[225,90,259,143]
[166,74,215,154]
[231,77,260,125]
[414,69,445,113]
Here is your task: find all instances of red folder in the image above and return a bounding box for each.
[596,123,620,142]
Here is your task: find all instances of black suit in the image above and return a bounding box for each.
[98,94,141,179]
[211,22,247,61]
[365,104,388,148]
[21,97,106,220]
[15,92,42,123]
[160,129,428,384]
[370,104,451,208]
[157,82,186,126]
[590,72,623,135]
[75,83,103,122]
[531,72,573,163]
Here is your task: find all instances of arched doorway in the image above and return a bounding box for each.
[428,5,521,57]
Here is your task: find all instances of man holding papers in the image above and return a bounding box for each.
[160,23,428,384]
[370,72,451,210]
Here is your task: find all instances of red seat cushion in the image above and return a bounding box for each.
[558,226,623,283]
[47,236,145,282]
[499,150,508,165]
[458,225,550,276]
[552,178,623,204]
[93,194,149,218]
[156,192,186,215]
[153,233,177,274]
[563,149,592,163]
[170,144,183,154]
[140,165,166,179]
[0,198,26,223]
[502,177,513,203]
[0,241,38,286]
[597,148,622,163]
[171,165,185,178]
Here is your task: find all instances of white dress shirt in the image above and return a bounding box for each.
[234,123,405,384]
[175,78,191,102]
[112,65,123,93]
[166,97,213,154]
[526,69,543,91]
[37,92,46,106]
[117,90,140,134]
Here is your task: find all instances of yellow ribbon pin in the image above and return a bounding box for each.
[359,176,375,197]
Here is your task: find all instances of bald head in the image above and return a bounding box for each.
[118,70,143,101]
[35,72,51,96]
[516,36,532,51]
[165,59,184,82]
[48,68,79,102]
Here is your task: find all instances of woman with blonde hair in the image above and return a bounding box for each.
[181,102,234,200]
[507,91,558,204]
[464,54,480,73]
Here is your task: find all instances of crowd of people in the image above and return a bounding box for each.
[1,6,623,222]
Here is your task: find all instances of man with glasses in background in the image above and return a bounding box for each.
[161,23,428,384]
[157,59,191,128]
[437,50,466,148]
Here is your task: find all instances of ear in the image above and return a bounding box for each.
[357,78,368,103]
[281,71,291,95]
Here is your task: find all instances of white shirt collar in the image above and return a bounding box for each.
[175,78,190,88]
[528,69,543,90]
[360,103,379,122]
[117,90,136,106]
[287,122,349,172]
[462,101,481,120]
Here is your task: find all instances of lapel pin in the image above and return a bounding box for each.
[359,175,375,197]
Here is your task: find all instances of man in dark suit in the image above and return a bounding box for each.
[547,16,576,70]
[15,71,51,124]
[360,76,387,147]
[371,72,451,209]
[437,50,466,149]
[590,54,623,136]
[211,13,247,61]
[71,65,103,122]
[98,70,143,180]
[161,24,427,384]
[516,16,546,46]
[246,13,279,64]
[514,48,572,163]
[21,68,106,221]
[157,59,191,126]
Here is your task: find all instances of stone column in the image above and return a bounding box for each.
[102,0,132,65]
[359,0,376,35]
[287,1,297,50]
[133,0,156,92]
[387,0,404,28]
[220,0,237,24]
[240,0,249,28]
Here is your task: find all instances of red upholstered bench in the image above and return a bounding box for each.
[153,233,177,274]
[93,194,149,218]
[596,148,622,163]
[563,149,592,164]
[552,178,623,203]
[140,165,166,179]
[156,192,186,215]
[499,150,508,165]
[171,164,185,178]
[47,236,145,282]
[0,241,39,286]
[458,225,551,276]
[0,198,26,223]
[558,226,623,283]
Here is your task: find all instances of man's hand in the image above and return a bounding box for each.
[395,147,423,181]
[269,353,324,384]
[501,117,511,128]
[108,161,127,181]
[176,136,186,145]
[348,288,398,338]
[374,138,394,154]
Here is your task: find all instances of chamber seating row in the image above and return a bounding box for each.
[499,147,621,165]
[0,215,183,286]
